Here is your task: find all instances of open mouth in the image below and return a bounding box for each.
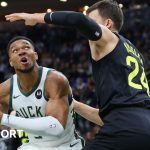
[20,57,28,64]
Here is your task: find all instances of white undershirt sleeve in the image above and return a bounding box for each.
[1,114,64,136]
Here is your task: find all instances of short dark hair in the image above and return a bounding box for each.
[86,0,124,31]
[7,36,35,53]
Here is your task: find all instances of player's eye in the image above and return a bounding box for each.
[24,46,30,50]
[12,49,18,53]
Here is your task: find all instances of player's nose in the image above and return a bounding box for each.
[18,51,26,56]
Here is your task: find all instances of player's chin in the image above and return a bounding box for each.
[17,64,34,73]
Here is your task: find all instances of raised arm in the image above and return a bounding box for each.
[1,71,70,136]
[5,12,119,60]
[5,11,117,43]
[74,100,103,126]
[5,12,101,41]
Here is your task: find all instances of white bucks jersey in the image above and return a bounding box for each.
[10,67,77,147]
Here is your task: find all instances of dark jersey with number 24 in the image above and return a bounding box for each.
[92,33,150,118]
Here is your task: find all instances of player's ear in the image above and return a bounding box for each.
[104,19,113,30]
[9,59,13,67]
[34,52,38,60]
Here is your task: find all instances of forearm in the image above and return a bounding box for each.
[74,100,103,126]
[44,11,102,41]
[1,114,64,136]
[31,13,46,24]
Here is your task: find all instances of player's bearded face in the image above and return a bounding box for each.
[16,63,35,73]
[9,40,38,73]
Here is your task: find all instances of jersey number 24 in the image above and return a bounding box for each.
[126,56,150,96]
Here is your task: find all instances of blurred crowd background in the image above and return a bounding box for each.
[0,0,150,149]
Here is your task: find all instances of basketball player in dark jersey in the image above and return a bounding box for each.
[5,0,150,149]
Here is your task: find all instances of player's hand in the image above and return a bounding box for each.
[5,13,37,26]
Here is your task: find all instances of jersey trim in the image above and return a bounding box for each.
[74,131,85,147]
[17,67,43,97]
[9,77,13,109]
[43,69,54,101]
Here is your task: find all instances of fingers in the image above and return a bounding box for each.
[5,13,36,26]
[5,16,18,22]
[5,13,23,22]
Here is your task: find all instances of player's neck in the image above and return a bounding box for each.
[17,65,40,93]
[112,28,118,33]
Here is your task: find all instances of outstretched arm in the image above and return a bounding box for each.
[5,12,118,60]
[1,71,70,137]
[73,100,104,126]
[5,12,101,41]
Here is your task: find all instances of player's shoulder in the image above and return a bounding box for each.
[0,78,11,90]
[0,78,11,102]
[46,70,69,86]
[97,25,119,44]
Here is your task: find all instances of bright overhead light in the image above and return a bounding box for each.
[82,5,89,14]
[84,5,89,11]
[119,3,123,8]
[1,1,8,7]
[60,0,67,2]
[47,8,52,13]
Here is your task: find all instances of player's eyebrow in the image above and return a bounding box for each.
[10,41,32,51]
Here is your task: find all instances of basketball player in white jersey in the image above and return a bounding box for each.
[0,36,84,150]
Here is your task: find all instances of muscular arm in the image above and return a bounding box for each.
[74,100,103,126]
[1,71,70,136]
[44,70,70,128]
